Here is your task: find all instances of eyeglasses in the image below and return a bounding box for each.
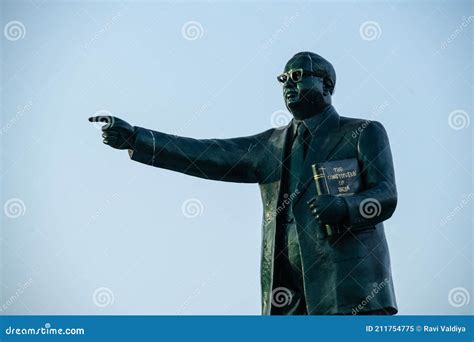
[277,68,325,85]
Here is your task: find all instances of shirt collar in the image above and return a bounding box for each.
[291,105,334,135]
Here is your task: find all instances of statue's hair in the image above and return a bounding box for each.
[290,52,336,94]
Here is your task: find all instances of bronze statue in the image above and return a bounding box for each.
[89,52,398,315]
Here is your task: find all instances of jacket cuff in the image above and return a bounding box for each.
[341,195,366,228]
[128,126,157,166]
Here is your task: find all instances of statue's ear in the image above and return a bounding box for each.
[323,78,335,96]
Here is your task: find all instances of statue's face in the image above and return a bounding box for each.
[281,57,328,120]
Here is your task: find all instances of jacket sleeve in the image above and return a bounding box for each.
[128,126,268,183]
[342,121,398,228]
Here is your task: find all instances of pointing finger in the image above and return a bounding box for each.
[89,116,116,130]
[89,116,113,123]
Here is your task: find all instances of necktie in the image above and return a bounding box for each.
[281,121,310,222]
[290,122,308,185]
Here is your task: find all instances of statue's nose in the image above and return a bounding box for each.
[284,82,297,96]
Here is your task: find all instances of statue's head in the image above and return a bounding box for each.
[278,52,336,120]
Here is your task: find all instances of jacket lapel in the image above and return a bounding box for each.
[264,122,292,190]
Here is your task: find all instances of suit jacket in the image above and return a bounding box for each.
[129,105,398,315]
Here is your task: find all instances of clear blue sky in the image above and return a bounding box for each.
[1,0,472,315]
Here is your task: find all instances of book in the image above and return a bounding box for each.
[311,158,362,236]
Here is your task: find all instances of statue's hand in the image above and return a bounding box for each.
[88,115,135,150]
[307,195,348,224]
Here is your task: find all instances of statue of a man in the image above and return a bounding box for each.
[89,52,398,315]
